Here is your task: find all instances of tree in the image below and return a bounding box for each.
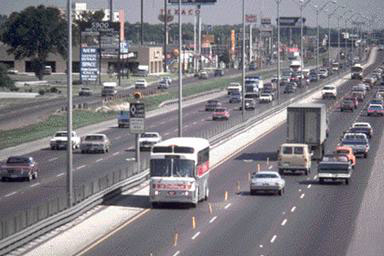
[1,5,67,80]
[0,64,15,90]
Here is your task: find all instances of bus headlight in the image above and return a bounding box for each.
[184,191,189,196]
[154,190,159,195]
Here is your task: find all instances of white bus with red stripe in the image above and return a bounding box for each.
[149,137,210,207]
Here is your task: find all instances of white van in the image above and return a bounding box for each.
[278,143,311,175]
[101,82,117,97]
[227,82,242,95]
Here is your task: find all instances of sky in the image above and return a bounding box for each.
[0,0,382,28]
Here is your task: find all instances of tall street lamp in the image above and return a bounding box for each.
[275,0,282,105]
[326,5,345,64]
[298,0,312,70]
[241,0,246,120]
[340,9,353,64]
[347,13,360,64]
[312,0,336,69]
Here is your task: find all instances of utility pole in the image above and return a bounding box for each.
[178,0,183,137]
[140,0,144,45]
[275,0,282,105]
[66,0,73,208]
[198,4,202,71]
[109,0,113,23]
[164,0,168,73]
[241,0,246,121]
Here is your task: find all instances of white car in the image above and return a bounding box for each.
[80,134,111,153]
[321,85,337,99]
[135,79,148,89]
[250,171,285,195]
[139,132,162,150]
[50,131,81,150]
[259,93,273,103]
[352,122,372,130]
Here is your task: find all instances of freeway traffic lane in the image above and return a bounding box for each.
[79,54,382,256]
[0,68,322,217]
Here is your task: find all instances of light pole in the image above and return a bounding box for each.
[340,9,353,64]
[326,5,344,65]
[178,0,182,136]
[275,0,282,105]
[347,13,360,64]
[66,0,73,208]
[241,0,246,120]
[312,0,336,69]
[297,0,312,70]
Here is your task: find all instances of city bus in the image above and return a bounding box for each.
[149,137,210,208]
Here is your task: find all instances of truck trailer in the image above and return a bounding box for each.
[286,103,327,160]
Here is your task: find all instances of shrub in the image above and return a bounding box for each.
[38,89,45,95]
[50,87,59,93]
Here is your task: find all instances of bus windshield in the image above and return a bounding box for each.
[150,159,195,177]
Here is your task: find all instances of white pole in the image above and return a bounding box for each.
[178,0,182,136]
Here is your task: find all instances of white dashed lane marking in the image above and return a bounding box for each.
[172,251,180,256]
[291,206,296,212]
[96,158,103,163]
[5,191,17,198]
[209,216,217,223]
[192,232,200,240]
[270,235,277,243]
[76,165,86,170]
[112,152,120,156]
[48,157,58,162]
[300,193,305,199]
[224,203,231,209]
[57,173,65,177]
[30,182,40,188]
[281,219,287,226]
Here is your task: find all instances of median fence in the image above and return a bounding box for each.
[0,50,371,255]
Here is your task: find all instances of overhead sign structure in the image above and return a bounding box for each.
[129,102,145,134]
[246,14,257,23]
[168,0,216,4]
[261,18,272,25]
[80,47,99,82]
[277,17,306,27]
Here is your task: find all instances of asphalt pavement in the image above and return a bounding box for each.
[75,52,384,256]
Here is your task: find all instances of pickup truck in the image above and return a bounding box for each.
[50,131,81,150]
[259,93,273,103]
[339,133,369,158]
[318,155,353,185]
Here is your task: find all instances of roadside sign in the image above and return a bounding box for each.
[130,102,145,133]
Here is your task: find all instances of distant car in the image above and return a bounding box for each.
[0,156,39,181]
[367,104,384,116]
[344,96,358,108]
[212,107,230,120]
[335,146,356,167]
[249,63,257,71]
[229,93,242,103]
[250,171,285,195]
[340,99,354,112]
[309,72,319,82]
[369,99,384,107]
[240,98,256,110]
[79,87,93,96]
[345,127,372,139]
[80,134,111,153]
[321,85,337,99]
[162,76,172,84]
[158,79,169,89]
[42,65,52,75]
[7,69,18,75]
[214,69,224,77]
[199,71,209,79]
[319,68,328,79]
[317,155,353,185]
[205,100,222,111]
[352,122,372,136]
[139,132,162,150]
[50,131,81,150]
[283,82,297,93]
[259,93,273,103]
[135,79,148,89]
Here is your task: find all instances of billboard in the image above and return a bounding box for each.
[277,17,305,27]
[80,47,99,82]
[246,14,257,23]
[261,18,272,25]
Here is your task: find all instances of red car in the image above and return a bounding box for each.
[212,107,230,120]
[344,96,358,108]
[0,156,39,181]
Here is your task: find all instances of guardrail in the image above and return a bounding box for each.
[0,51,370,255]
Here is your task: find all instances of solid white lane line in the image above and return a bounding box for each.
[307,184,312,189]
[77,165,86,170]
[270,235,277,243]
[172,251,180,256]
[291,206,296,212]
[281,219,287,226]
[300,193,305,199]
[56,173,65,177]
[5,191,17,198]
[192,232,200,240]
[96,158,103,163]
[224,203,231,209]
[126,158,135,161]
[30,182,40,188]
[112,152,120,156]
[209,216,217,223]
[48,157,58,162]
